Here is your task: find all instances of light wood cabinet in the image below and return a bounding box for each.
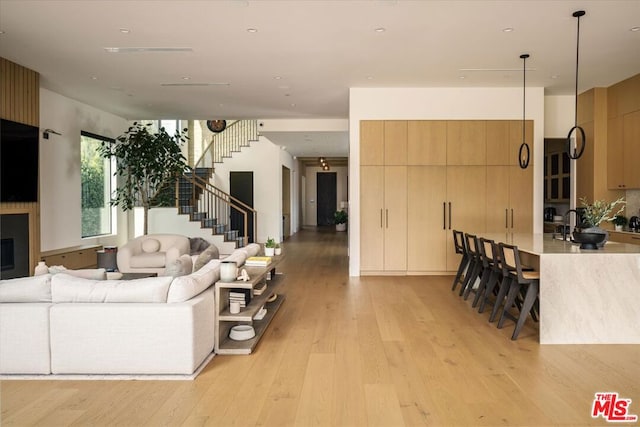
[407,120,447,165]
[360,120,407,166]
[407,166,447,271]
[360,119,533,274]
[608,231,640,245]
[360,166,407,273]
[607,116,625,189]
[40,245,102,270]
[447,121,486,165]
[623,110,640,188]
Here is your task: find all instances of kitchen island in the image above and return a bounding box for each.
[482,233,640,344]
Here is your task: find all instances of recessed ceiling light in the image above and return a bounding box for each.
[367,76,374,80]
[247,28,258,33]
[551,75,559,79]
[459,76,466,79]
[119,28,130,34]
[374,27,386,33]
[182,76,191,80]
[631,26,640,32]
[90,76,98,80]
[274,76,282,80]
[502,27,514,33]
[290,103,296,107]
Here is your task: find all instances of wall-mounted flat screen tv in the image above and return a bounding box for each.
[0,119,39,202]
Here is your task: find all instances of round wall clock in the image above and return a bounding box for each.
[206,120,227,133]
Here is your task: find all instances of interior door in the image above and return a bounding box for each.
[230,172,254,243]
[316,172,337,226]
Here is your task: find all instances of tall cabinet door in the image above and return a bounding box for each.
[509,165,533,233]
[384,166,407,271]
[407,166,447,271]
[446,166,486,271]
[360,166,385,271]
[486,166,510,233]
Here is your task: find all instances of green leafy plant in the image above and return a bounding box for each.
[334,210,348,225]
[612,214,628,227]
[99,122,189,234]
[579,197,626,228]
[265,237,277,248]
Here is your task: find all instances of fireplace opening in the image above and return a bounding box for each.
[1,238,15,271]
[0,213,29,278]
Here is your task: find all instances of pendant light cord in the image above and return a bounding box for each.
[566,10,587,160]
[518,53,530,169]
[574,13,581,128]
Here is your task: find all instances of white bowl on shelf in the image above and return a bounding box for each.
[229,325,256,341]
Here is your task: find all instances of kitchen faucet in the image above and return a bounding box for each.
[562,209,579,241]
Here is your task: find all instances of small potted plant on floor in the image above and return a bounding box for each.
[334,210,348,232]
[264,237,276,256]
[612,214,628,231]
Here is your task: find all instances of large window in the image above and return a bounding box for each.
[81,131,115,238]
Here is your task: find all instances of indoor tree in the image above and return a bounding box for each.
[100,122,189,234]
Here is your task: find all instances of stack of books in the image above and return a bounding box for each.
[229,288,251,308]
[245,256,272,267]
[253,281,267,296]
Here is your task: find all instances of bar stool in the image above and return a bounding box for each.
[451,230,469,292]
[496,242,540,340]
[461,233,483,300]
[473,238,501,309]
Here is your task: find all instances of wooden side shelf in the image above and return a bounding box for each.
[214,256,284,355]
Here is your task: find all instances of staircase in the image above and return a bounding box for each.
[175,120,259,247]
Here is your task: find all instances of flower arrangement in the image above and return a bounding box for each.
[579,197,626,228]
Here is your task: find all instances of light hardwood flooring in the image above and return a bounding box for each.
[2,227,639,426]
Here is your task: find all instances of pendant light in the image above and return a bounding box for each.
[566,10,587,160]
[518,53,530,169]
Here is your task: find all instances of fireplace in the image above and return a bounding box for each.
[0,213,30,278]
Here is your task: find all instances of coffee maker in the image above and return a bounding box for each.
[544,207,557,222]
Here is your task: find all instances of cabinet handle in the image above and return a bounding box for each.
[386,209,389,229]
[511,209,514,229]
[443,202,446,230]
[505,209,508,228]
[448,202,452,230]
[380,209,383,228]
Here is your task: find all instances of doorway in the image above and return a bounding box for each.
[316,172,337,226]
[230,171,255,243]
[282,166,291,240]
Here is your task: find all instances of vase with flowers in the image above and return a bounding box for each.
[573,197,625,248]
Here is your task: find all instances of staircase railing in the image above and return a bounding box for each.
[176,171,257,245]
[195,120,259,169]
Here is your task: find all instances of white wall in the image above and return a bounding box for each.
[212,135,296,244]
[303,166,348,226]
[348,87,546,276]
[39,88,129,251]
[544,95,575,137]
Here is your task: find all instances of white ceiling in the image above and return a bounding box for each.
[1,0,639,157]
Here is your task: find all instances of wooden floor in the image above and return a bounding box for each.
[2,227,639,426]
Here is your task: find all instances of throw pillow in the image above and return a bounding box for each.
[193,244,219,271]
[141,238,161,253]
[189,237,210,255]
[165,254,193,277]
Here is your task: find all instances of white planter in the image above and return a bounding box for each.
[615,225,623,231]
[274,247,282,256]
[264,247,275,256]
[336,223,347,232]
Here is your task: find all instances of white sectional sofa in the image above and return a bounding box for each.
[0,243,261,377]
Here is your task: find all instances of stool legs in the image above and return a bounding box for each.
[489,276,512,323]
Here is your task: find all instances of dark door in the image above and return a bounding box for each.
[316,172,337,226]
[230,172,254,243]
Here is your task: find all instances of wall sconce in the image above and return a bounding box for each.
[42,128,62,139]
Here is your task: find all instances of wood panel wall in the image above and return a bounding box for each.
[0,57,41,273]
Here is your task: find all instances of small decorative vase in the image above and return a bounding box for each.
[274,247,282,256]
[220,261,238,282]
[34,261,48,276]
[575,226,608,249]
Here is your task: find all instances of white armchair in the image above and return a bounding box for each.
[117,234,190,276]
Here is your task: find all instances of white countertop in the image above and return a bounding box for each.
[480,233,640,255]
